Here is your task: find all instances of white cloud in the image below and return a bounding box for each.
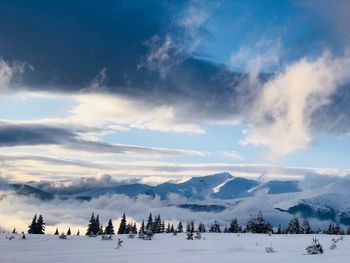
[241,50,350,158]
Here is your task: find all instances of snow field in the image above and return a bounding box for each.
[1,233,349,263]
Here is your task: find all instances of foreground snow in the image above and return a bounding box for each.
[1,233,349,263]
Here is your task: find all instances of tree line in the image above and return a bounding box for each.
[25,211,350,235]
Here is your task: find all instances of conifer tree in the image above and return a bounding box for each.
[118,213,127,234]
[177,221,183,232]
[139,219,145,233]
[12,228,17,234]
[153,214,161,233]
[54,228,59,235]
[132,222,137,234]
[28,214,37,234]
[36,215,45,234]
[95,215,101,235]
[198,223,206,233]
[67,227,71,235]
[105,219,115,235]
[209,220,221,233]
[186,222,191,233]
[170,224,174,233]
[301,219,312,234]
[146,213,153,233]
[86,212,96,236]
[77,230,80,236]
[228,218,240,233]
[246,211,272,234]
[190,221,195,233]
[286,216,300,234]
[166,223,171,233]
[161,220,165,233]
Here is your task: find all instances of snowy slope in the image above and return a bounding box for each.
[2,233,349,263]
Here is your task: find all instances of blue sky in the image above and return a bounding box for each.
[0,0,350,183]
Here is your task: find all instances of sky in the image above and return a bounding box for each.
[1,0,350,184]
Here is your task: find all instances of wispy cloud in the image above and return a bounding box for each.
[241,50,350,157]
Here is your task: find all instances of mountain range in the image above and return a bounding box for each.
[1,172,350,225]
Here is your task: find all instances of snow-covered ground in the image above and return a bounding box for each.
[1,233,349,263]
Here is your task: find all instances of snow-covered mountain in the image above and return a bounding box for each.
[2,172,350,225]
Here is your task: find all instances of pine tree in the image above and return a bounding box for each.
[190,221,195,233]
[36,215,45,234]
[95,215,101,235]
[153,215,161,233]
[186,222,191,233]
[177,221,183,232]
[326,223,337,234]
[132,222,137,234]
[166,223,171,233]
[86,212,96,236]
[209,220,221,233]
[286,216,300,234]
[198,223,206,233]
[77,230,80,236]
[301,219,312,234]
[28,214,37,234]
[98,224,104,235]
[118,213,127,234]
[139,219,145,234]
[146,213,153,233]
[246,211,272,234]
[160,220,165,233]
[228,218,240,233]
[170,224,175,233]
[67,227,71,235]
[54,228,59,235]
[12,228,17,234]
[105,219,115,235]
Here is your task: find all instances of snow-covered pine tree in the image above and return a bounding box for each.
[86,212,96,236]
[54,228,59,235]
[170,224,175,233]
[301,219,312,234]
[228,218,240,233]
[177,221,183,233]
[305,237,323,255]
[67,227,71,235]
[28,214,37,234]
[286,216,300,234]
[246,211,272,234]
[118,213,127,234]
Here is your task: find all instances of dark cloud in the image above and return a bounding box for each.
[0,123,203,156]
[0,0,349,137]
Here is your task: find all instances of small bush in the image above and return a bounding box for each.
[305,237,323,255]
